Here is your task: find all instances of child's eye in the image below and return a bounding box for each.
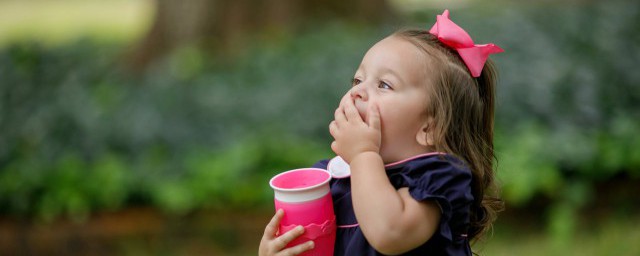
[378,81,392,90]
[352,78,362,86]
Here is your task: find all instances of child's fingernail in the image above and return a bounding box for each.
[308,241,314,248]
[297,226,304,232]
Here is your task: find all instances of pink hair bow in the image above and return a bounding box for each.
[429,10,503,77]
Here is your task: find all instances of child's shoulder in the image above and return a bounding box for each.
[311,159,330,170]
[390,153,472,178]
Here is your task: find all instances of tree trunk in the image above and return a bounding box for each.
[126,0,397,72]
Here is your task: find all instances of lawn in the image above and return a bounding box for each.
[2,208,638,255]
[480,213,640,255]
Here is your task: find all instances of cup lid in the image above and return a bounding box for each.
[270,168,331,202]
[327,156,351,178]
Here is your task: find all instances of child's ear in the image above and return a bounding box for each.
[416,118,435,147]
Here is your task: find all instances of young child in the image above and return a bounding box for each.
[260,10,503,255]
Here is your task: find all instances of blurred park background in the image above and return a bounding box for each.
[0,0,639,255]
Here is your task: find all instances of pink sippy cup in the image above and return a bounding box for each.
[269,168,336,256]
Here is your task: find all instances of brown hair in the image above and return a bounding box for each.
[394,29,504,242]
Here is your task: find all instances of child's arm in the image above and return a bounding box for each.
[330,96,441,254]
[350,152,441,255]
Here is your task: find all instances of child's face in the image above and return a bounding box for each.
[347,35,432,163]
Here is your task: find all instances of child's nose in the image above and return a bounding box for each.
[350,85,368,101]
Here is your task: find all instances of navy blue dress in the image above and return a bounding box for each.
[313,153,474,255]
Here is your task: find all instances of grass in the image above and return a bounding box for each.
[0,0,153,47]
[477,213,640,255]
[3,208,638,255]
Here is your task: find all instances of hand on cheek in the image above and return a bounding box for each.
[329,96,382,163]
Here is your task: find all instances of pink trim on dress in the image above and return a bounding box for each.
[337,223,360,228]
[384,152,446,168]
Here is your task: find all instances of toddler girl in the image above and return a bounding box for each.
[260,10,503,255]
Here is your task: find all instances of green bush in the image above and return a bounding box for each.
[487,1,640,204]
[465,1,640,241]
[0,25,373,219]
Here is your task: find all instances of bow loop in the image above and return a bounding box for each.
[428,10,503,77]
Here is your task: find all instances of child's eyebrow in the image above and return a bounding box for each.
[355,64,405,86]
[378,67,404,85]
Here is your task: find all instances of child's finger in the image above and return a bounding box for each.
[339,92,351,108]
[331,141,339,154]
[368,104,381,130]
[274,226,305,251]
[343,97,361,122]
[280,241,314,256]
[262,209,284,240]
[329,121,339,137]
[335,93,353,124]
[334,107,346,124]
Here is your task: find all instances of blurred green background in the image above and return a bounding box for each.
[1,0,639,255]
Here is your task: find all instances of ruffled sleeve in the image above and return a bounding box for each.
[391,155,474,242]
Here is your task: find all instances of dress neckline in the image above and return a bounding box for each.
[384,152,447,168]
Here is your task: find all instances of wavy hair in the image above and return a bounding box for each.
[394,29,504,242]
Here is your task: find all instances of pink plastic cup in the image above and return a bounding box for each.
[269,168,335,256]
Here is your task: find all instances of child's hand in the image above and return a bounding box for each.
[329,94,381,163]
[259,209,315,256]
